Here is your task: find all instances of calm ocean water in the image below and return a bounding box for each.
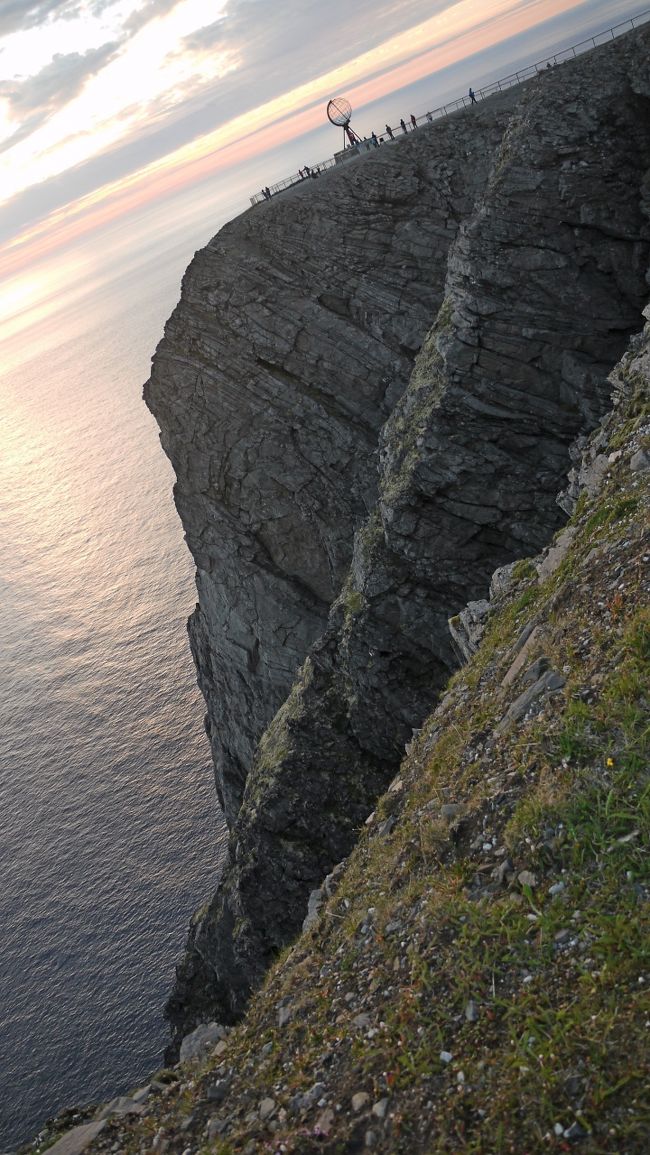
[0,249,227,1149]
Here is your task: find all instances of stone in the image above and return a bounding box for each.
[501,627,541,688]
[353,1013,372,1029]
[630,447,650,472]
[315,1107,335,1135]
[372,1097,389,1119]
[522,656,551,686]
[376,816,397,838]
[448,600,491,663]
[259,1097,276,1120]
[42,1122,106,1155]
[302,887,324,932]
[536,527,577,581]
[489,561,519,601]
[302,1082,327,1108]
[564,1120,589,1141]
[179,1021,226,1063]
[130,1085,151,1103]
[465,1000,479,1022]
[494,857,514,885]
[206,1077,231,1104]
[323,860,347,896]
[352,1091,371,1111]
[278,1003,293,1028]
[207,1117,228,1140]
[518,871,538,889]
[441,803,465,821]
[496,669,566,734]
[95,1097,146,1121]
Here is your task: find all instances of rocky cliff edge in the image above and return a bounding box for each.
[143,24,650,1052]
[33,300,649,1155]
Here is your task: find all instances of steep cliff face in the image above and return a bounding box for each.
[59,305,649,1155]
[145,90,520,823]
[145,26,650,1048]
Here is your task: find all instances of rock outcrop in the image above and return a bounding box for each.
[145,88,521,824]
[61,299,649,1155]
[144,24,650,1050]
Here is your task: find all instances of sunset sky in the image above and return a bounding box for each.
[0,0,646,343]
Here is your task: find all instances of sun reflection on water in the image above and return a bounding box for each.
[0,255,225,1149]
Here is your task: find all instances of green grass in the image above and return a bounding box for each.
[72,382,649,1155]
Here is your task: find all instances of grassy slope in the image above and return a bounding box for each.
[35,333,649,1155]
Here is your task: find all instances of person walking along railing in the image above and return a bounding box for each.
[250,8,650,206]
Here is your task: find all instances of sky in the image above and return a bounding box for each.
[1,0,647,347]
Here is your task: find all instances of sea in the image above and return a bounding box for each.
[0,1,644,1146]
[0,243,229,1148]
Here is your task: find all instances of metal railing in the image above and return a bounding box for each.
[250,8,650,206]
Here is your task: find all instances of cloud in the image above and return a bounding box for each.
[0,1,184,43]
[0,40,120,119]
[0,110,48,151]
[181,16,228,54]
[173,0,444,119]
[0,1,81,38]
[122,0,183,37]
[5,0,636,258]
[182,0,444,70]
[0,1,482,238]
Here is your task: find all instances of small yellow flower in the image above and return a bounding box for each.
[606,757,615,767]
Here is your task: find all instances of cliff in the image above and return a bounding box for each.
[36,301,649,1154]
[143,23,650,1053]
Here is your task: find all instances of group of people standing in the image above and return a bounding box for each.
[385,88,477,140]
[260,163,321,201]
[259,86,480,203]
[384,111,418,139]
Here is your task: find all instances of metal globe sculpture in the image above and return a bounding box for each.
[326,96,361,148]
[326,97,352,127]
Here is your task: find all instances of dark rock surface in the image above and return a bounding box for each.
[80,305,649,1152]
[144,26,650,1051]
[145,88,521,823]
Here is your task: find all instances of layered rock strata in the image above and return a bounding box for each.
[144,26,650,1049]
[145,89,522,823]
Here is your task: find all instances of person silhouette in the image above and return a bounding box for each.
[385,123,394,139]
[469,87,477,104]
